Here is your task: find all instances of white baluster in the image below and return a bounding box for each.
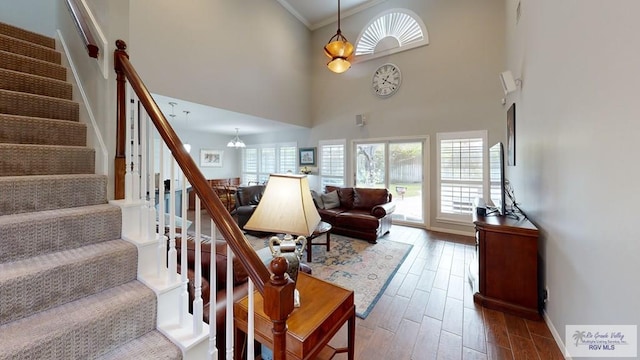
[193,197,203,335]
[139,105,148,237]
[248,279,255,359]
[124,86,133,202]
[131,99,140,202]
[179,172,189,327]
[157,140,166,277]
[167,159,177,283]
[209,219,218,360]
[226,242,234,360]
[146,114,156,240]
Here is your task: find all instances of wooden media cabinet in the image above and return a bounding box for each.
[471,212,541,320]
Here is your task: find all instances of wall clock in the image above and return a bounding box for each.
[372,63,402,98]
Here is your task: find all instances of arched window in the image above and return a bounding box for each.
[354,9,429,62]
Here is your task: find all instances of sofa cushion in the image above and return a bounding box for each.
[326,186,352,208]
[353,188,390,210]
[321,190,340,209]
[317,208,341,223]
[333,210,380,228]
[310,190,324,209]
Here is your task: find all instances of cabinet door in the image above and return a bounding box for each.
[483,231,537,309]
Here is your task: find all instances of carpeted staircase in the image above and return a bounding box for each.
[0,22,182,359]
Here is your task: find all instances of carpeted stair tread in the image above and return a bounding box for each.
[0,204,121,263]
[0,239,137,326]
[0,174,106,215]
[0,22,55,49]
[0,33,60,64]
[0,281,158,360]
[0,67,72,99]
[0,22,180,359]
[0,143,94,176]
[0,89,78,121]
[96,330,183,360]
[0,50,66,81]
[0,114,85,145]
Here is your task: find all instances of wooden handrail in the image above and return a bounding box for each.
[65,0,99,58]
[113,40,271,293]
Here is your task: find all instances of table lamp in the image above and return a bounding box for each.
[244,174,321,306]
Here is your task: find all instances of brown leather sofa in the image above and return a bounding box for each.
[315,186,396,243]
[175,237,310,360]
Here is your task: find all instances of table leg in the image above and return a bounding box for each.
[326,232,331,251]
[348,307,355,360]
[307,236,312,262]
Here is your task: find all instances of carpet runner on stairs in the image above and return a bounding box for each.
[0,20,181,359]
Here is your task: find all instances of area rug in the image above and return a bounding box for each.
[243,233,412,319]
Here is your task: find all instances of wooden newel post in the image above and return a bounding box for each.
[113,40,129,200]
[263,257,295,360]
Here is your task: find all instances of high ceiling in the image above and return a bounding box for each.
[278,0,384,30]
[157,0,385,136]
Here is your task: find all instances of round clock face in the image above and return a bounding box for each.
[372,63,402,98]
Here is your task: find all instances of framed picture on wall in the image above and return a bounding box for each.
[200,149,223,167]
[299,147,316,166]
[507,103,516,166]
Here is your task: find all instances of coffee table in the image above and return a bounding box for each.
[306,221,331,262]
[234,272,355,360]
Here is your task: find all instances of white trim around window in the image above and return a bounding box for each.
[318,139,346,190]
[436,130,488,224]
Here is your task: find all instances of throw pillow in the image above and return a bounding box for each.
[321,190,340,209]
[310,190,324,209]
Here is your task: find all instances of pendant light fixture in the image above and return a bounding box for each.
[324,0,353,74]
[227,128,246,148]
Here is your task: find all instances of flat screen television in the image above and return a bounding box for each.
[488,142,506,216]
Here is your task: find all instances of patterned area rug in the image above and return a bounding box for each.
[243,232,413,319]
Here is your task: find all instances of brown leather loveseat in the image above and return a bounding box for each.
[314,186,396,243]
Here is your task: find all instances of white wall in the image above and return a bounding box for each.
[54,0,130,199]
[0,0,58,36]
[177,130,242,180]
[505,0,640,345]
[128,0,312,128]
[307,0,506,233]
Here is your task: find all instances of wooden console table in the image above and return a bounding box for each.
[234,272,355,360]
[472,212,541,320]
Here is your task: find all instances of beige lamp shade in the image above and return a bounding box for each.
[244,174,321,237]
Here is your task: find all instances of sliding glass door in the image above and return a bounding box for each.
[354,139,426,225]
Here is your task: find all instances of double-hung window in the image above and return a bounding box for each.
[436,130,487,222]
[319,139,346,189]
[242,142,296,184]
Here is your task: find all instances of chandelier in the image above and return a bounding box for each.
[324,0,353,74]
[227,128,246,148]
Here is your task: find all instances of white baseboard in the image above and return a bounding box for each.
[428,226,475,237]
[543,310,570,359]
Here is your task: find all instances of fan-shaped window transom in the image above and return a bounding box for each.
[354,9,429,62]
